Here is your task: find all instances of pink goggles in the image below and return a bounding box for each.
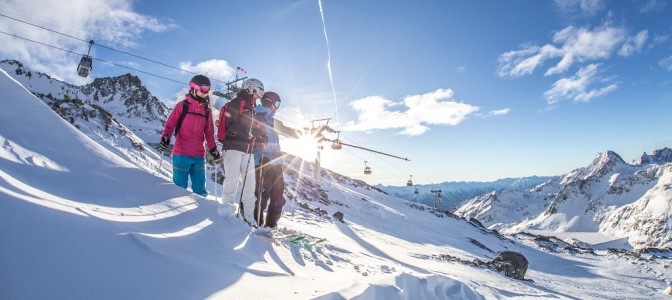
[189,82,211,94]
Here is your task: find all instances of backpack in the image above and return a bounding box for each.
[174,99,210,137]
[217,99,246,142]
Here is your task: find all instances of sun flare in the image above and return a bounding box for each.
[283,132,319,162]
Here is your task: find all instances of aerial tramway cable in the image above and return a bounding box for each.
[0,12,234,85]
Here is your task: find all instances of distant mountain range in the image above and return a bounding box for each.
[378,176,557,211]
[455,148,672,249]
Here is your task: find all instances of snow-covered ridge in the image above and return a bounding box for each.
[0,59,168,142]
[456,148,672,249]
[0,59,170,176]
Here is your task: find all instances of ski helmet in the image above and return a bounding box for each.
[190,75,211,86]
[241,78,264,97]
[261,91,281,108]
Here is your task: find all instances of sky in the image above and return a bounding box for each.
[1,0,672,185]
[2,68,671,299]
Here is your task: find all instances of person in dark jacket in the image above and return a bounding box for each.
[159,75,220,197]
[252,91,325,228]
[216,78,264,225]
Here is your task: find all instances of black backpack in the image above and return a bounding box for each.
[174,99,210,137]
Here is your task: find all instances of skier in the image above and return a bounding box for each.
[217,78,265,225]
[158,75,220,197]
[252,91,325,227]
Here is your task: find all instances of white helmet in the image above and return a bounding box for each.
[241,78,264,97]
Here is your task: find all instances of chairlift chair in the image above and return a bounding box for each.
[363,161,372,175]
[77,40,95,77]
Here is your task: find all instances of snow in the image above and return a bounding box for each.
[2,68,672,299]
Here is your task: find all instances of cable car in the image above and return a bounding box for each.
[329,131,342,150]
[414,187,419,194]
[77,40,95,77]
[406,175,413,186]
[363,161,372,175]
[331,139,342,150]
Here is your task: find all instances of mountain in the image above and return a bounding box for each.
[455,148,672,249]
[3,65,672,299]
[3,62,672,298]
[378,176,557,211]
[0,59,168,142]
[0,59,169,175]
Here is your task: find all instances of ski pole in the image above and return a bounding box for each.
[218,149,226,205]
[235,137,255,219]
[215,164,219,201]
[158,150,164,175]
[256,152,265,226]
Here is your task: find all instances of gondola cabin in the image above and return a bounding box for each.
[406,175,413,186]
[414,188,419,194]
[77,55,93,77]
[331,139,342,150]
[363,161,372,175]
[77,40,95,78]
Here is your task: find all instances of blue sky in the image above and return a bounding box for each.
[1,0,671,185]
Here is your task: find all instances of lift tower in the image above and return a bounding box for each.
[430,189,442,209]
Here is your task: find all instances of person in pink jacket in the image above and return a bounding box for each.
[159,75,220,197]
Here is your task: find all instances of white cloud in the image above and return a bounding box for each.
[640,0,666,13]
[341,89,479,136]
[618,30,648,56]
[544,64,617,104]
[178,59,236,86]
[0,0,175,84]
[554,0,605,15]
[487,109,511,116]
[660,54,672,71]
[497,25,633,78]
[457,66,466,75]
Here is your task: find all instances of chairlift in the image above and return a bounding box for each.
[363,161,372,175]
[406,175,413,186]
[331,132,342,150]
[77,40,95,77]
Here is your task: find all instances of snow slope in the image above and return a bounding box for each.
[1,69,671,299]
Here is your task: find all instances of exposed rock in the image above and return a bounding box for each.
[333,211,344,223]
[488,251,528,280]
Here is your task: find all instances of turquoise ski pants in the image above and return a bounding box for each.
[172,154,207,197]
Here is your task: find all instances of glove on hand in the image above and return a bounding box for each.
[207,148,221,165]
[158,136,170,153]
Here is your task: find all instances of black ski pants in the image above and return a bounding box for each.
[254,164,286,228]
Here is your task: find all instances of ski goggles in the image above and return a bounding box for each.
[273,100,281,108]
[189,82,211,94]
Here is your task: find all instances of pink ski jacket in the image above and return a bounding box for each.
[161,94,216,157]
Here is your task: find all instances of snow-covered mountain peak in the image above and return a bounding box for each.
[636,147,672,165]
[81,72,168,124]
[457,146,672,249]
[562,150,627,184]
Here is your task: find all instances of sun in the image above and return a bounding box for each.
[282,132,319,162]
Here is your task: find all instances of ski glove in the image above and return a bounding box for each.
[158,136,170,153]
[206,147,221,165]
